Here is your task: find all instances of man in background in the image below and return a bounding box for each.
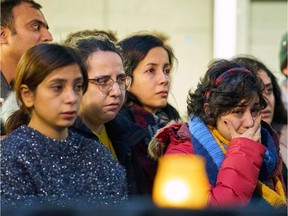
[0,0,52,136]
[0,0,53,103]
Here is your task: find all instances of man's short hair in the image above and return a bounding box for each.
[1,0,42,33]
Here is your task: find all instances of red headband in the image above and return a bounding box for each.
[205,67,251,102]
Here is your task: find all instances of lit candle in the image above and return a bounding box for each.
[153,154,209,209]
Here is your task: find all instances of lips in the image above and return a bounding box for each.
[156,90,169,97]
[106,103,120,110]
[61,111,77,119]
[261,110,271,119]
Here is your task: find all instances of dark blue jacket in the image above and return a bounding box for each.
[70,113,150,196]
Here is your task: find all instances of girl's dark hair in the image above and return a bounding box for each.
[233,56,287,124]
[5,43,88,134]
[118,32,180,121]
[187,59,267,126]
[117,33,176,77]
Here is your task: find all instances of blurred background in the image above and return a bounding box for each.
[37,0,287,117]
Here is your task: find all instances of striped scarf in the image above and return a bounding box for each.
[127,103,168,146]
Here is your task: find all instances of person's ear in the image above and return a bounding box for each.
[0,26,8,44]
[20,84,34,108]
[204,103,210,115]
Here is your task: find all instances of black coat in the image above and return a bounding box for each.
[70,113,151,196]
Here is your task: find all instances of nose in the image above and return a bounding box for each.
[64,89,80,104]
[242,112,254,128]
[109,82,122,97]
[159,70,170,86]
[40,28,53,42]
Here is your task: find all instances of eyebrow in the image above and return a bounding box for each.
[144,63,171,67]
[92,75,110,79]
[74,77,84,83]
[48,77,83,84]
[264,83,273,88]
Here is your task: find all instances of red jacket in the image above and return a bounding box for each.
[149,123,285,207]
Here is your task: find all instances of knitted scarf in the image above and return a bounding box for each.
[188,116,286,207]
[127,103,168,146]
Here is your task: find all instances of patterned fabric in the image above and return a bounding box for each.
[127,103,168,146]
[123,102,169,194]
[1,125,127,207]
[71,114,148,196]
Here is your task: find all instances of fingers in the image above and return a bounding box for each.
[224,120,237,139]
[224,115,262,142]
[240,115,261,142]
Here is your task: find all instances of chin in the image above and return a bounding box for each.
[157,101,168,108]
[103,113,117,122]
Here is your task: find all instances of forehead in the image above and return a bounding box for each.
[238,93,260,106]
[142,47,169,63]
[13,2,46,26]
[258,70,271,85]
[43,64,82,82]
[86,51,124,73]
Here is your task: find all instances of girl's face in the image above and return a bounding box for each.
[258,70,275,124]
[80,51,125,128]
[23,64,84,139]
[216,94,261,141]
[129,47,171,114]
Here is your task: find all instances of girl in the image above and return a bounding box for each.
[233,56,287,188]
[117,33,180,194]
[149,59,286,208]
[1,43,127,207]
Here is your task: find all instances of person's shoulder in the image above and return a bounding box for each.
[1,126,32,154]
[118,108,133,121]
[68,130,123,167]
[107,112,141,130]
[0,91,18,124]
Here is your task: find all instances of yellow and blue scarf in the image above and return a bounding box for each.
[188,116,286,207]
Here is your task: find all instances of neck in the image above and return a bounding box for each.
[94,125,104,134]
[0,55,18,84]
[81,117,104,135]
[28,121,68,140]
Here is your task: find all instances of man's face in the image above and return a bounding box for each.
[4,2,53,61]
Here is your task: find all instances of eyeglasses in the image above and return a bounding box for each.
[88,75,132,93]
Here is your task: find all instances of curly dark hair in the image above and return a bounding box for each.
[187,59,267,126]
